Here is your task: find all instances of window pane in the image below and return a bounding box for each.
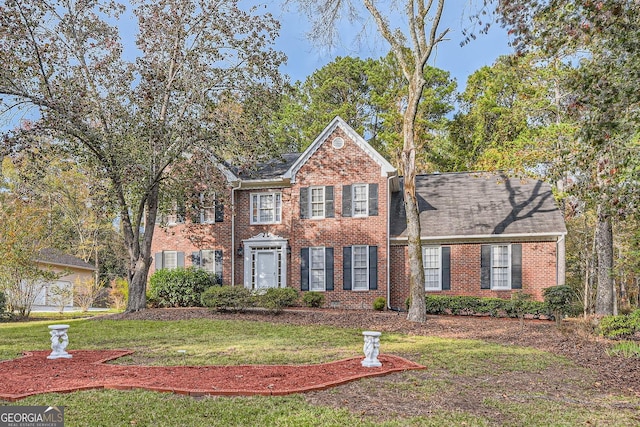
[164,251,177,270]
[423,247,440,289]
[492,246,510,288]
[310,247,325,291]
[353,185,368,216]
[200,250,215,273]
[311,187,324,217]
[353,246,368,290]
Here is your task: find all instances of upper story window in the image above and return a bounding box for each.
[310,187,325,218]
[300,186,334,219]
[352,184,368,217]
[342,183,378,218]
[251,192,282,224]
[197,192,224,224]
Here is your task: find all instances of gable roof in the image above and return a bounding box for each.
[390,172,567,241]
[37,248,98,271]
[284,116,396,183]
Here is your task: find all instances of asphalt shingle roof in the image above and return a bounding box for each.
[37,248,97,271]
[390,172,567,239]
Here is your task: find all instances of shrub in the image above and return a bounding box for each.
[0,291,6,316]
[424,295,548,318]
[148,267,217,308]
[543,285,576,325]
[599,311,640,340]
[108,278,128,310]
[302,292,324,308]
[201,285,253,312]
[373,297,386,311]
[258,287,299,313]
[509,291,533,330]
[74,277,106,312]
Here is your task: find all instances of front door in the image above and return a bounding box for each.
[256,250,278,289]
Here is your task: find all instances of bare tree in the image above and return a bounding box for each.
[293,0,449,321]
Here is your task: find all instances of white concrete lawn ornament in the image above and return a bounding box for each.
[361,331,382,367]
[48,324,72,359]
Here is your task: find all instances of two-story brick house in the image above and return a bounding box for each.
[151,116,567,310]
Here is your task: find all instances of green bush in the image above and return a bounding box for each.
[302,291,325,308]
[258,287,299,313]
[148,267,217,308]
[201,285,254,312]
[424,295,548,318]
[0,291,6,316]
[599,310,640,340]
[543,285,576,324]
[373,297,386,311]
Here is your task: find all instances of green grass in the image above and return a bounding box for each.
[1,316,639,426]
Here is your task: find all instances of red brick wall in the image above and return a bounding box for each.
[389,241,558,308]
[149,188,233,282]
[288,127,389,309]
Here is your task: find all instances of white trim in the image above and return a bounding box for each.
[309,247,326,291]
[250,192,282,225]
[352,245,369,291]
[310,186,326,219]
[422,246,442,291]
[284,116,396,183]
[390,232,567,245]
[242,233,288,289]
[490,244,512,290]
[352,183,369,217]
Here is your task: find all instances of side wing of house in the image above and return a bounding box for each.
[389,172,567,308]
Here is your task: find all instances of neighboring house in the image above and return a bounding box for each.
[151,117,567,310]
[33,248,97,309]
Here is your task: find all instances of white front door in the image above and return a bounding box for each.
[256,250,278,289]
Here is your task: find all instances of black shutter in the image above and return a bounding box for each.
[191,251,201,268]
[368,246,378,290]
[325,186,334,218]
[511,244,522,289]
[177,252,185,268]
[481,245,491,289]
[368,183,378,216]
[343,246,352,290]
[215,201,224,223]
[300,248,309,291]
[342,185,352,217]
[325,247,334,291]
[300,187,309,219]
[441,247,451,290]
[215,250,223,285]
[155,252,163,270]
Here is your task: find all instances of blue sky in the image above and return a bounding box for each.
[267,2,514,88]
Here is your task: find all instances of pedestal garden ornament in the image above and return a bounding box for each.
[47,324,72,359]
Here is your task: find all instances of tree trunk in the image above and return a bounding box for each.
[404,76,426,323]
[125,182,160,312]
[595,204,614,316]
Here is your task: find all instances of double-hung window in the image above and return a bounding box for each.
[251,192,282,224]
[310,187,325,218]
[423,246,441,290]
[343,245,378,291]
[491,245,511,289]
[481,244,522,290]
[352,184,368,217]
[192,249,223,284]
[300,247,334,291]
[352,245,369,290]
[310,247,326,291]
[154,250,185,270]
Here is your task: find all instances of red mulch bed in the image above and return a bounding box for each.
[0,349,424,401]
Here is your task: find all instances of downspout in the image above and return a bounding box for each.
[556,233,566,286]
[387,174,393,310]
[230,181,241,287]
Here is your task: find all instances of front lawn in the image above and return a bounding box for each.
[1,315,639,426]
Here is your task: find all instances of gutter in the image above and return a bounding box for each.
[386,174,393,311]
[390,231,567,244]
